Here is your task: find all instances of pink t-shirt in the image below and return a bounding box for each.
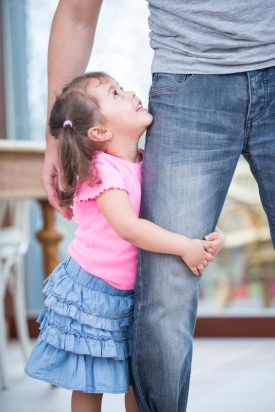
[68,151,142,290]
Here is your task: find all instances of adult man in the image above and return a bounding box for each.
[43,1,275,411]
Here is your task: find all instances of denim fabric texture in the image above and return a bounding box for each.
[132,68,275,412]
[25,258,134,393]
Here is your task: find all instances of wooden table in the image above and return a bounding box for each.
[0,140,63,278]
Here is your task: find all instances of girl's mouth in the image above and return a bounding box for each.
[136,101,143,111]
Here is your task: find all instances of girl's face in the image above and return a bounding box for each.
[87,77,153,141]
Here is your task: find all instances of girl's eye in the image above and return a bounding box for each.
[114,86,123,98]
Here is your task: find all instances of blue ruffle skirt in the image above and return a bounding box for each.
[25,258,134,393]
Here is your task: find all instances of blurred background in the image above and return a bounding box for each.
[0,1,274,411]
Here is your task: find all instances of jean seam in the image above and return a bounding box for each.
[132,251,151,412]
[247,70,268,123]
[243,119,251,154]
[182,367,191,411]
[253,69,268,122]
[246,72,252,122]
[149,74,198,97]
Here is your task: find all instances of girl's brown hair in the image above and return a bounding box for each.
[49,72,111,208]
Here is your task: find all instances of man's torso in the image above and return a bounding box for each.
[147,0,275,74]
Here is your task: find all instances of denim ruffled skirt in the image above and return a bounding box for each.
[25,258,134,393]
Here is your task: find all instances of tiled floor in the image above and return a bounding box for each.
[1,339,274,412]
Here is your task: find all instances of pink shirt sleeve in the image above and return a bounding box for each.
[76,153,129,202]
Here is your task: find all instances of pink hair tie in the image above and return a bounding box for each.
[63,120,73,128]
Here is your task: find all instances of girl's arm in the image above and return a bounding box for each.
[96,189,214,275]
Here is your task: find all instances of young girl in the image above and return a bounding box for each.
[25,72,224,412]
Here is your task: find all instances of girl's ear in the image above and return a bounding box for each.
[87,125,112,142]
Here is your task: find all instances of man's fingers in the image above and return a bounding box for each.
[42,175,61,208]
[57,167,66,192]
[41,173,69,217]
[63,208,74,220]
[41,138,72,219]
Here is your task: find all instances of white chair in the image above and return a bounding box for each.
[0,200,31,388]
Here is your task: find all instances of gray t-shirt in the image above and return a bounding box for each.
[147,0,275,74]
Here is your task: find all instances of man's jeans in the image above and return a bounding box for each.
[132,68,275,412]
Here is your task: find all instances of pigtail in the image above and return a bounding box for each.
[58,126,81,208]
[49,72,109,208]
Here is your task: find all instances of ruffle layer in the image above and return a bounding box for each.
[36,260,134,360]
[25,337,131,393]
[38,308,132,341]
[38,308,132,360]
[42,262,134,332]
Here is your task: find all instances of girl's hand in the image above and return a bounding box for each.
[204,227,225,256]
[181,239,214,276]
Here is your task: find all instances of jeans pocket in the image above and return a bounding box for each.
[149,73,198,97]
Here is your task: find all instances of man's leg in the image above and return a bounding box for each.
[132,72,251,412]
[243,66,275,245]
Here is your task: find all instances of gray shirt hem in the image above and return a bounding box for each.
[151,57,275,75]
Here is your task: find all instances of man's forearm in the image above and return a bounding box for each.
[47,0,103,141]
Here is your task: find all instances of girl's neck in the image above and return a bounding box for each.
[106,143,141,163]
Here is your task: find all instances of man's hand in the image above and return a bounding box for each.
[41,136,73,220]
[204,227,225,256]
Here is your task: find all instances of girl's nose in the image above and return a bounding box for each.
[126,90,136,98]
